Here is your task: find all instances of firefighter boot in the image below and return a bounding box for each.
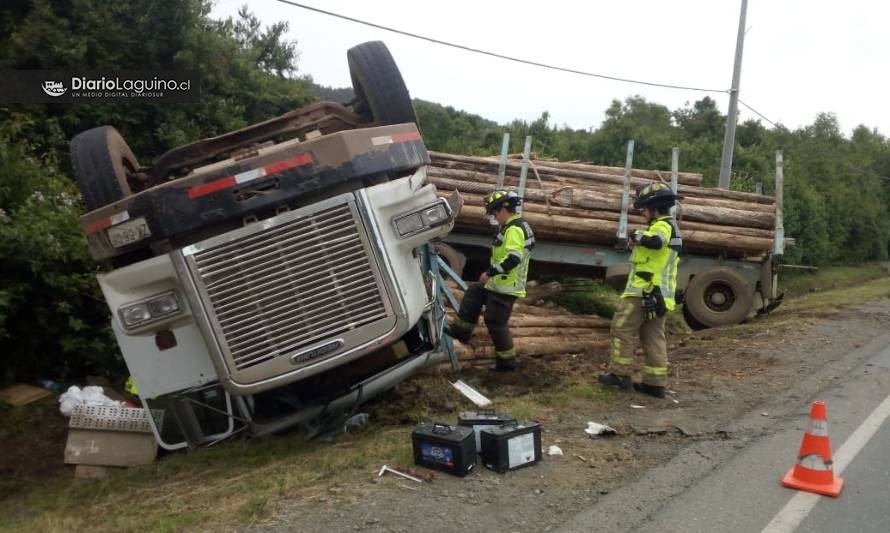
[492,356,519,372]
[633,382,666,399]
[598,373,632,390]
[444,320,474,344]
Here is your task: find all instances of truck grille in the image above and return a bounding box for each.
[187,202,388,371]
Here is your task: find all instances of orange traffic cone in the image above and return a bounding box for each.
[781,400,844,497]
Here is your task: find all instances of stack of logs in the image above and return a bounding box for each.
[428,151,778,258]
[446,281,611,365]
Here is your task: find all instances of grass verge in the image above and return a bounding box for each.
[1,369,624,533]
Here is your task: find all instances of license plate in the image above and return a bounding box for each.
[107,217,151,248]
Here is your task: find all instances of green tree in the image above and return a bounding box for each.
[0,122,119,382]
[0,0,315,166]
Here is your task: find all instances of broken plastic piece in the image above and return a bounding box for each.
[344,413,369,432]
[59,386,123,417]
[584,421,617,437]
[548,445,564,456]
[450,380,492,408]
[378,464,424,483]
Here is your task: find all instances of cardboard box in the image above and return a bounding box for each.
[64,405,158,467]
[65,429,157,467]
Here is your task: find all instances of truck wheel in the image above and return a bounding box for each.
[682,304,708,331]
[683,267,754,329]
[71,126,140,211]
[347,41,417,125]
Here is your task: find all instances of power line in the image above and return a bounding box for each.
[275,0,793,134]
[272,0,888,182]
[738,99,780,128]
[838,160,890,182]
[273,0,727,94]
[734,101,890,181]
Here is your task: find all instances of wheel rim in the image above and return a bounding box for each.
[121,156,145,193]
[703,281,736,313]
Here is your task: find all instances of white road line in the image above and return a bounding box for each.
[761,393,890,533]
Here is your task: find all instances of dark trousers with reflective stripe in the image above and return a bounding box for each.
[609,297,668,387]
[457,282,517,359]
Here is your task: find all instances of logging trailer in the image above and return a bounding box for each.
[441,140,786,329]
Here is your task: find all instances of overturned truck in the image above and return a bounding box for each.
[73,42,459,449]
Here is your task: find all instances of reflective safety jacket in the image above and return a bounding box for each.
[485,214,535,297]
[623,215,682,310]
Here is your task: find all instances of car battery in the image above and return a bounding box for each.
[412,422,476,477]
[480,421,542,474]
[457,411,516,453]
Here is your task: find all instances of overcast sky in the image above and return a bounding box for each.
[211,0,889,135]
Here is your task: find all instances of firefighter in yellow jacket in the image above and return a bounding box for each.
[446,190,535,371]
[599,182,682,398]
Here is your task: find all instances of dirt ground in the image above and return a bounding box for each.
[3,274,889,533]
[0,399,68,490]
[248,302,890,533]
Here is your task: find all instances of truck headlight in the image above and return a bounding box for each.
[394,212,425,236]
[420,204,448,226]
[393,200,452,238]
[119,291,181,329]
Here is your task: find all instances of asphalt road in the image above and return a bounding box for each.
[558,311,890,533]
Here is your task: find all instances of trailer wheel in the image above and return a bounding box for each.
[71,126,141,211]
[683,267,753,329]
[682,304,708,331]
[347,41,417,125]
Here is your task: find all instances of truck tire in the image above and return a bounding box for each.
[71,126,140,211]
[347,41,417,125]
[683,267,754,329]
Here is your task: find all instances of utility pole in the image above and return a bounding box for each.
[717,0,748,189]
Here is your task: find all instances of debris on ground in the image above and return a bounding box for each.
[0,384,51,407]
[58,386,123,417]
[378,464,425,483]
[584,421,618,437]
[64,405,157,470]
[547,445,564,456]
[450,380,492,407]
[344,413,370,432]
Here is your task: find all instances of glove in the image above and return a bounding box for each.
[652,285,667,317]
[642,285,667,320]
[631,229,644,243]
[642,286,658,320]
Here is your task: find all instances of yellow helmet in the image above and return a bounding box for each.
[484,190,521,214]
[633,182,679,210]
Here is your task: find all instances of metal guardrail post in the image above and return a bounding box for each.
[771,151,785,301]
[517,136,532,214]
[670,147,679,216]
[617,140,635,241]
[496,132,510,189]
[773,151,784,257]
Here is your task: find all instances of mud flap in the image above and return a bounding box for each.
[757,292,785,316]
